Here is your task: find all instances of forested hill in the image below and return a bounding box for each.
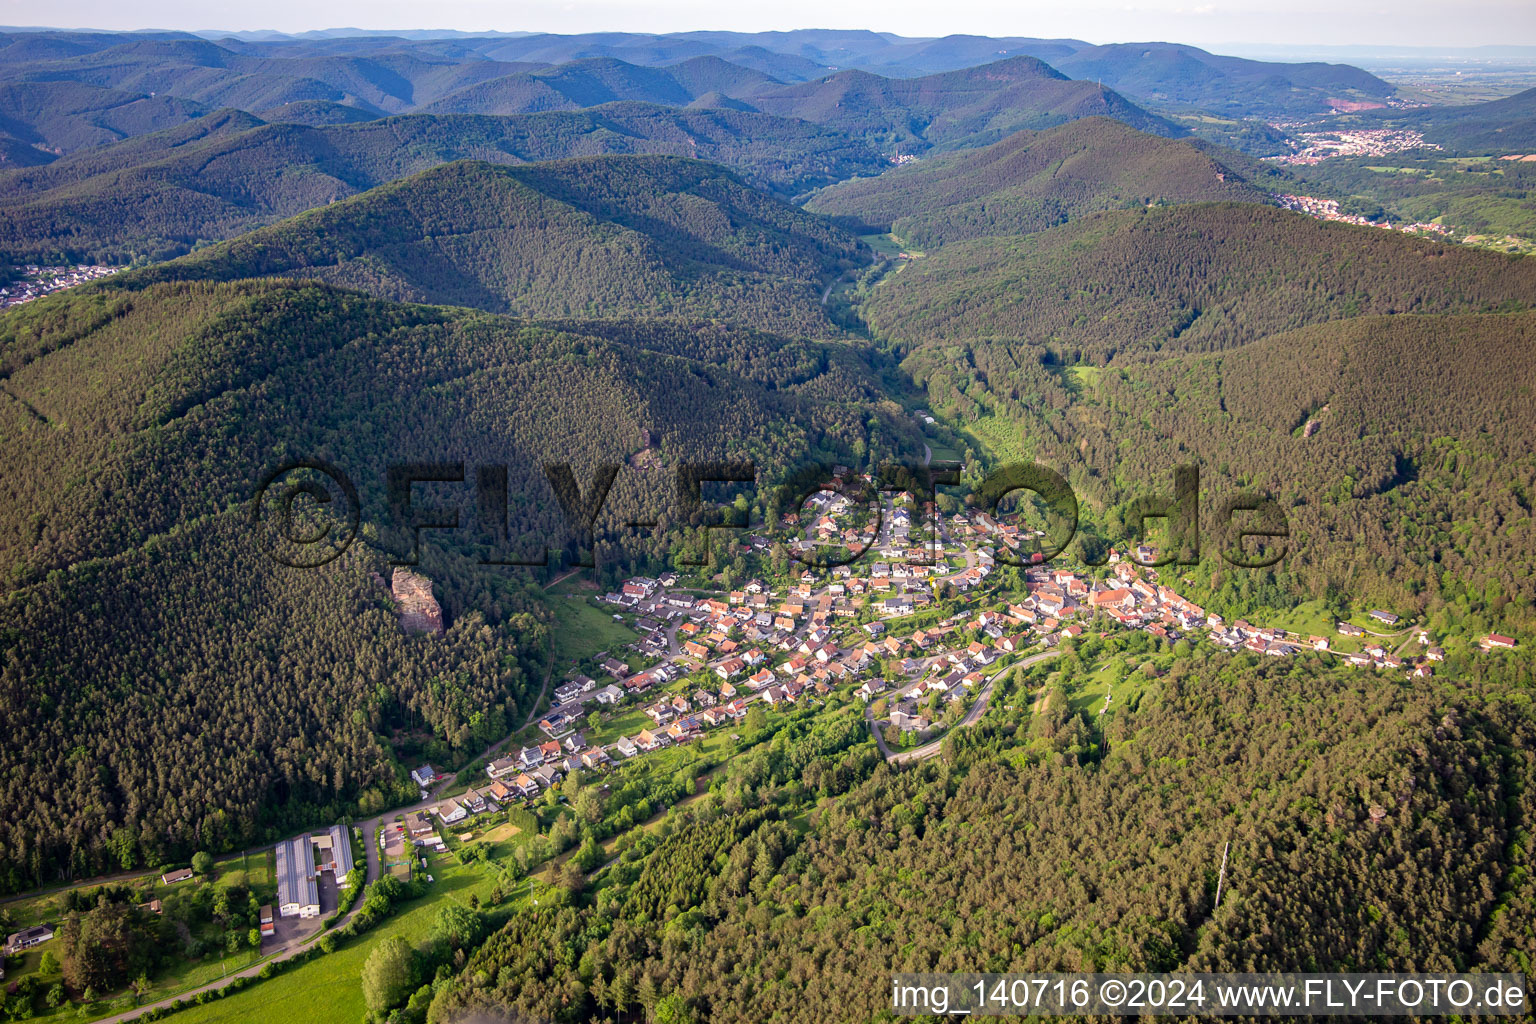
[806,117,1268,245]
[0,79,210,155]
[862,202,1536,362]
[0,105,888,264]
[0,275,914,891]
[858,200,1536,609]
[0,44,1175,165]
[117,155,866,332]
[426,653,1536,1023]
[746,56,1179,151]
[904,310,1536,609]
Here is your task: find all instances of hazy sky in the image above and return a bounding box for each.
[3,0,1532,48]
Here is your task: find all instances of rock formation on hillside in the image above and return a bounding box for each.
[391,567,445,635]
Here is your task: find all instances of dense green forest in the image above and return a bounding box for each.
[807,117,1268,245]
[111,155,867,332]
[861,203,1536,362]
[422,653,1536,1023]
[0,105,891,263]
[0,274,916,891]
[903,310,1536,611]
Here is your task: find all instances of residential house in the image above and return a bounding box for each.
[4,925,55,954]
[410,765,437,788]
[533,764,564,789]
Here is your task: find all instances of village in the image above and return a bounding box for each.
[1262,126,1440,165]
[393,473,1518,833]
[1271,192,1454,236]
[0,264,120,310]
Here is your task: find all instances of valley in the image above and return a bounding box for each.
[0,21,1533,1024]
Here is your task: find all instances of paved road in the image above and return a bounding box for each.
[97,640,560,1024]
[867,649,1061,765]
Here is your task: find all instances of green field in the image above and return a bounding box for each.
[163,851,506,1024]
[583,705,653,747]
[860,232,919,258]
[545,572,598,597]
[1259,599,1363,649]
[962,413,1028,463]
[0,847,282,1021]
[550,596,642,668]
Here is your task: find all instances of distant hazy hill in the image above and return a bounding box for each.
[0,80,208,155]
[807,117,1266,244]
[0,105,887,261]
[256,98,378,125]
[746,56,1178,151]
[414,55,1175,154]
[0,30,1396,151]
[0,37,547,118]
[422,56,783,115]
[124,155,865,332]
[1050,42,1395,117]
[861,202,1536,362]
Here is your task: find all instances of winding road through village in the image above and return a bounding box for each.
[867,649,1061,763]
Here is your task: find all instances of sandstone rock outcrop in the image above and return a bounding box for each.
[392,567,444,635]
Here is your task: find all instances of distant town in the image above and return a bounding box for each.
[1263,127,1439,165]
[0,264,120,310]
[1271,192,1454,236]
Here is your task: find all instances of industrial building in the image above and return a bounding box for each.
[275,834,319,918]
[315,823,355,882]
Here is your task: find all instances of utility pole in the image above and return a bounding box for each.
[1214,840,1231,908]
